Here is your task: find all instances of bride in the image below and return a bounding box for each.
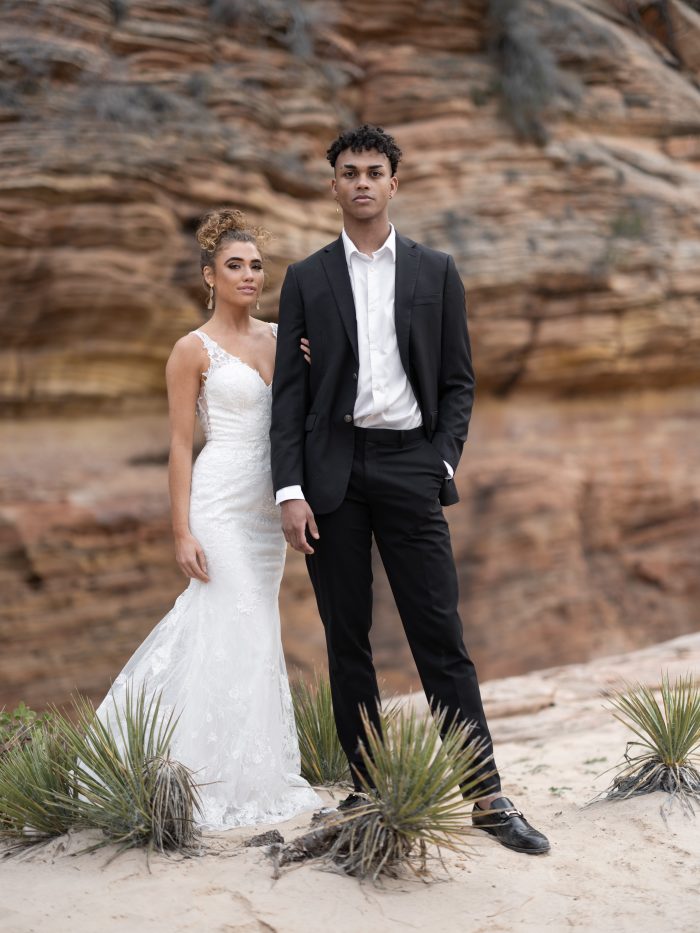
[93,208,321,829]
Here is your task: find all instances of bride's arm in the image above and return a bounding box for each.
[165,336,210,583]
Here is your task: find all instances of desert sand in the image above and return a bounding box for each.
[2,632,699,933]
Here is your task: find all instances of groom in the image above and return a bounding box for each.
[271,124,549,854]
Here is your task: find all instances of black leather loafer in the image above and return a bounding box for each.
[472,796,550,855]
[337,792,370,812]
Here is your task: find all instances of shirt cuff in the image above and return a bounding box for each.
[443,460,454,480]
[275,485,305,505]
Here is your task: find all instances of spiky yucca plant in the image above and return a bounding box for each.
[326,706,492,880]
[292,672,350,786]
[60,684,202,853]
[604,672,700,807]
[0,719,75,842]
[148,756,201,850]
[0,684,202,855]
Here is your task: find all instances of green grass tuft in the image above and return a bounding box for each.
[292,672,350,786]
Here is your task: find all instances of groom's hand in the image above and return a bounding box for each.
[281,500,319,555]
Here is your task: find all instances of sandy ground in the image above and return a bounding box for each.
[2,633,699,933]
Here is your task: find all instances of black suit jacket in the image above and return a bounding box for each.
[270,231,475,515]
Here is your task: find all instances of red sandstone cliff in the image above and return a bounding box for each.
[1,0,699,706]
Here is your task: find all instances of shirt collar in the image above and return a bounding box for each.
[341,224,396,264]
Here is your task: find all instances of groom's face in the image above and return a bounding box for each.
[331,148,397,222]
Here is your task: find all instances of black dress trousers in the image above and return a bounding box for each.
[305,426,501,796]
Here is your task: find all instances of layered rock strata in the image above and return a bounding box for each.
[0,0,698,706]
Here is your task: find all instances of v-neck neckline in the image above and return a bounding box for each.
[196,326,274,389]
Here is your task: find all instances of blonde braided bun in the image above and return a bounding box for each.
[196,208,270,268]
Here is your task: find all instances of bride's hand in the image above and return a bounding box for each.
[300,337,310,365]
[174,532,210,582]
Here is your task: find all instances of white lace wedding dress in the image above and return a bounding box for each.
[94,323,321,829]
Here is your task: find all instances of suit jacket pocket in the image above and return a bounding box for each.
[305,413,317,432]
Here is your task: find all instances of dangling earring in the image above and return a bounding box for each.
[256,297,260,312]
[207,285,215,311]
[335,202,340,215]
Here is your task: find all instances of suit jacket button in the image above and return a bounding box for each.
[344,414,353,423]
[352,372,357,380]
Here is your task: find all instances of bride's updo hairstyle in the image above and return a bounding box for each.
[196,208,270,271]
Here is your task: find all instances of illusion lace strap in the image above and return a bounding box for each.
[192,329,213,352]
[192,330,228,373]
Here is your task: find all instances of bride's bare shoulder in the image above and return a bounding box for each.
[166,332,208,375]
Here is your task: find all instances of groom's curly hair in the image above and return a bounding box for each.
[326,124,402,175]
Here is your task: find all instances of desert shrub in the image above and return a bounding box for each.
[60,686,202,854]
[272,705,492,882]
[0,702,48,757]
[208,0,287,29]
[109,0,129,24]
[0,719,75,841]
[74,82,203,129]
[488,0,581,144]
[327,707,491,879]
[603,672,700,811]
[0,685,202,855]
[207,0,332,59]
[610,201,648,239]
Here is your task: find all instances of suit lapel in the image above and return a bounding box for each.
[394,233,420,374]
[320,236,358,363]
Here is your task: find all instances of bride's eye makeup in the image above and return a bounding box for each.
[225,259,263,270]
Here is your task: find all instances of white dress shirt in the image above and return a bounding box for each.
[276,225,452,505]
[346,225,422,428]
